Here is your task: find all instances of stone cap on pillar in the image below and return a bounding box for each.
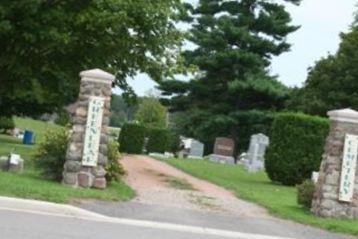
[80,68,115,84]
[327,108,358,124]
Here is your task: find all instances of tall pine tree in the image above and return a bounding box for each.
[160,0,300,153]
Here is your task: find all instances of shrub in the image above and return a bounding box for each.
[146,128,171,153]
[265,113,329,186]
[118,123,146,154]
[0,116,15,133]
[55,110,71,126]
[168,132,181,156]
[105,141,125,182]
[33,128,69,181]
[297,179,315,208]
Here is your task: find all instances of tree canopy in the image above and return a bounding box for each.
[159,0,300,152]
[0,0,183,117]
[135,97,167,129]
[287,20,358,115]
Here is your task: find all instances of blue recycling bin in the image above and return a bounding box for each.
[23,130,35,145]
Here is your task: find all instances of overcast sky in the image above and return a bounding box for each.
[116,0,356,96]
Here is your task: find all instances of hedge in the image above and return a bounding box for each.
[265,113,329,186]
[0,116,15,133]
[146,128,171,153]
[118,123,146,154]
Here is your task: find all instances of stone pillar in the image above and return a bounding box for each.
[63,69,114,189]
[312,108,358,219]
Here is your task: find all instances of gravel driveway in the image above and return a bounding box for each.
[121,155,268,217]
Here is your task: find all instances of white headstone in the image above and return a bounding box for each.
[244,133,269,172]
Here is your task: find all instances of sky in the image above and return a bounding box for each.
[116,0,356,96]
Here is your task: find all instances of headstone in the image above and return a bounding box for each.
[8,153,24,173]
[0,154,24,173]
[312,108,358,219]
[62,69,114,189]
[243,133,269,172]
[179,138,204,159]
[188,139,204,158]
[209,137,235,165]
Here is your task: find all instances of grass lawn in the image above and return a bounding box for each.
[160,157,358,236]
[0,170,134,203]
[0,117,135,203]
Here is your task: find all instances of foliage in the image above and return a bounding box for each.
[286,21,358,115]
[105,141,125,183]
[168,132,181,156]
[109,94,137,127]
[297,179,315,209]
[159,0,300,153]
[55,109,71,126]
[0,116,15,133]
[146,128,171,153]
[118,123,146,154]
[265,113,329,186]
[135,97,167,129]
[33,128,69,181]
[161,157,358,236]
[0,1,184,117]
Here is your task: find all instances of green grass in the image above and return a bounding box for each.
[160,157,358,236]
[14,117,63,143]
[0,117,135,203]
[0,170,134,203]
[0,134,34,160]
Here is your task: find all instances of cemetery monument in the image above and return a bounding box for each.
[209,137,235,165]
[180,138,204,158]
[62,69,114,189]
[243,133,269,172]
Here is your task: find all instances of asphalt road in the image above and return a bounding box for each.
[0,197,354,239]
[78,201,354,239]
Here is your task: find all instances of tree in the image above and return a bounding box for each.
[0,0,184,117]
[135,97,167,128]
[287,24,358,115]
[159,0,300,152]
[109,94,137,127]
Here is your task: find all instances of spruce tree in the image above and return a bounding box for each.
[160,0,300,152]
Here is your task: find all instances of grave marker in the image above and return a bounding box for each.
[209,137,235,165]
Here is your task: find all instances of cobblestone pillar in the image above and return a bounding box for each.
[63,69,114,189]
[312,108,358,219]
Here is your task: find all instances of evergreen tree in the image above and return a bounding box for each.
[160,0,300,152]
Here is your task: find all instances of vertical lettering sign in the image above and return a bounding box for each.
[339,134,358,202]
[82,96,105,167]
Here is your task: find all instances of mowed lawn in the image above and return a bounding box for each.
[161,157,358,236]
[0,117,134,203]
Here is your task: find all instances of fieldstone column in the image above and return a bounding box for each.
[312,108,358,219]
[63,69,114,189]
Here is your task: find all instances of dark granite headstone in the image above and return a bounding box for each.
[213,137,235,157]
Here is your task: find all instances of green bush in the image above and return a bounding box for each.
[147,128,171,153]
[118,123,146,154]
[55,110,71,126]
[0,116,15,133]
[168,132,181,156]
[297,179,315,208]
[265,113,329,186]
[33,128,69,181]
[106,141,125,182]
